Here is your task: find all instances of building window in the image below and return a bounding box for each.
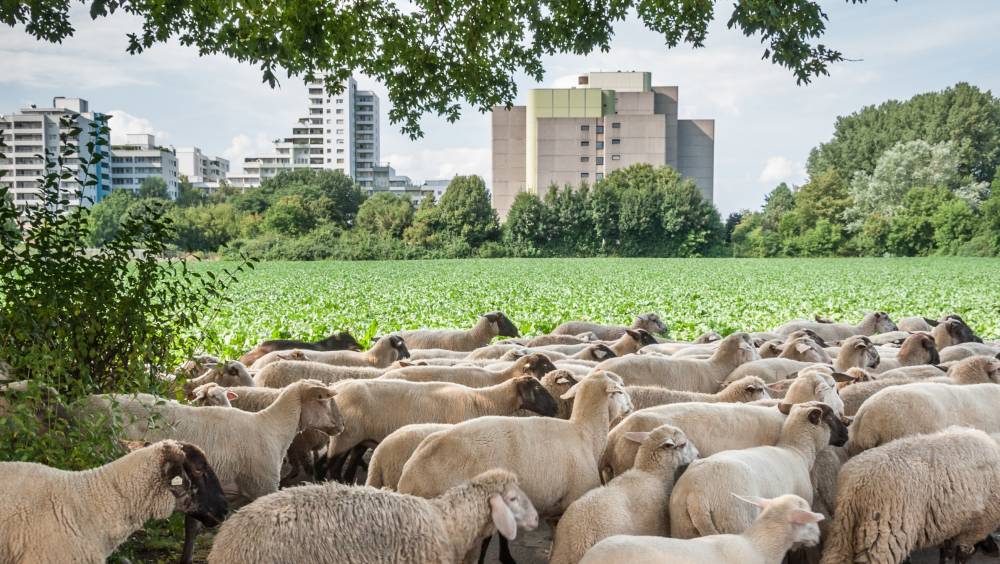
[596,172,604,180]
[337,158,344,164]
[326,129,331,133]
[336,98,343,103]
[612,154,621,161]
[596,157,604,165]
[336,129,344,134]
[326,119,331,124]
[612,122,621,128]
[580,172,589,178]
[336,109,344,114]
[336,119,344,125]
[327,158,332,163]
[580,125,589,132]
[337,149,344,154]
[596,141,604,149]
[580,140,589,147]
[326,109,331,113]
[611,138,621,145]
[326,148,331,153]
[596,125,604,134]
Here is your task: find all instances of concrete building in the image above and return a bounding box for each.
[362,167,449,206]
[226,76,380,189]
[0,97,111,210]
[110,133,179,199]
[176,146,229,193]
[491,71,714,218]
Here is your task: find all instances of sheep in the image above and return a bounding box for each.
[939,342,1000,363]
[779,336,832,364]
[0,440,228,564]
[623,375,769,413]
[758,339,784,358]
[832,335,880,372]
[875,363,948,380]
[397,371,633,521]
[525,332,599,347]
[669,402,847,538]
[752,370,845,416]
[724,358,820,385]
[596,332,759,391]
[239,330,360,365]
[548,424,699,564]
[189,382,237,406]
[377,352,557,387]
[281,428,333,487]
[774,311,897,342]
[897,315,943,332]
[326,375,559,460]
[249,348,321,370]
[821,426,1000,564]
[207,469,539,564]
[695,330,723,343]
[293,334,411,368]
[550,312,668,340]
[254,359,389,388]
[174,354,220,380]
[73,379,343,563]
[181,360,253,396]
[847,382,1000,455]
[395,311,520,351]
[407,348,473,361]
[580,494,823,564]
[869,332,939,372]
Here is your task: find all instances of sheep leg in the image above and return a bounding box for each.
[478,536,492,564]
[955,544,976,564]
[975,535,999,557]
[497,536,517,564]
[342,444,369,484]
[178,515,202,564]
[325,451,349,481]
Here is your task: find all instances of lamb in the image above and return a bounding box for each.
[623,375,768,413]
[550,312,668,340]
[286,334,410,368]
[773,311,897,342]
[595,332,759,391]
[580,494,823,564]
[239,330,360,365]
[0,440,228,564]
[377,352,557,387]
[395,311,520,351]
[254,359,389,388]
[326,375,559,461]
[821,427,1000,564]
[207,469,538,564]
[869,332,939,372]
[181,360,253,396]
[669,402,847,538]
[548,424,699,564]
[779,336,832,364]
[366,423,454,489]
[397,371,633,521]
[73,379,343,563]
[847,382,1000,455]
[832,335,880,372]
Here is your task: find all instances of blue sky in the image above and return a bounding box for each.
[2,1,999,215]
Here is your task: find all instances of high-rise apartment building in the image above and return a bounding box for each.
[0,97,111,210]
[110,133,180,199]
[491,71,714,218]
[226,76,381,189]
[176,146,230,189]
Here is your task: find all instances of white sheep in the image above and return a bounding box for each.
[847,382,1000,455]
[939,342,1000,363]
[395,311,520,351]
[669,402,847,538]
[253,359,398,388]
[724,358,820,385]
[596,332,759,391]
[623,375,768,413]
[365,423,453,490]
[548,424,699,564]
[207,469,538,564]
[550,312,668,340]
[581,494,823,564]
[181,360,253,396]
[773,311,897,342]
[778,336,832,364]
[376,352,557,387]
[306,334,411,368]
[869,331,939,372]
[0,440,228,564]
[822,426,1000,564]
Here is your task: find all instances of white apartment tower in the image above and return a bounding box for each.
[0,97,111,210]
[110,133,180,199]
[227,76,381,188]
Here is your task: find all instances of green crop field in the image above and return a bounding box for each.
[194,257,1000,358]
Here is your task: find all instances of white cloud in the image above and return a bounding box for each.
[758,156,806,186]
[384,148,491,184]
[222,133,275,172]
[107,110,169,144]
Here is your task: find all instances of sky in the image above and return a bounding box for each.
[2,1,999,215]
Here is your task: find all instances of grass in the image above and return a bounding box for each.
[192,257,1000,358]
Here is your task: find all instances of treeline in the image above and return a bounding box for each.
[87,164,724,259]
[730,82,1000,257]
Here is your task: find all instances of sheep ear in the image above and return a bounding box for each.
[623,431,650,444]
[830,372,853,383]
[731,493,768,509]
[489,494,518,540]
[808,408,823,425]
[225,390,239,401]
[777,402,792,415]
[795,343,811,354]
[122,439,151,452]
[560,383,581,400]
[790,509,825,525]
[854,340,868,350]
[555,376,574,385]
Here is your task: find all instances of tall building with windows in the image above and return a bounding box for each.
[226,76,381,189]
[491,71,714,218]
[0,97,111,210]
[176,146,229,192]
[110,133,180,199]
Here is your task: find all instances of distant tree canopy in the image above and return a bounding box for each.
[3,0,876,136]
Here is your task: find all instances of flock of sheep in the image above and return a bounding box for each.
[2,310,1000,563]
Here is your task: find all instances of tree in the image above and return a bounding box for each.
[433,175,500,247]
[138,175,169,199]
[262,194,318,236]
[175,177,205,207]
[356,192,414,238]
[87,189,136,246]
[503,191,546,254]
[4,1,875,137]
[886,186,952,256]
[808,83,1000,183]
[724,211,744,243]
[255,169,364,227]
[761,183,795,230]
